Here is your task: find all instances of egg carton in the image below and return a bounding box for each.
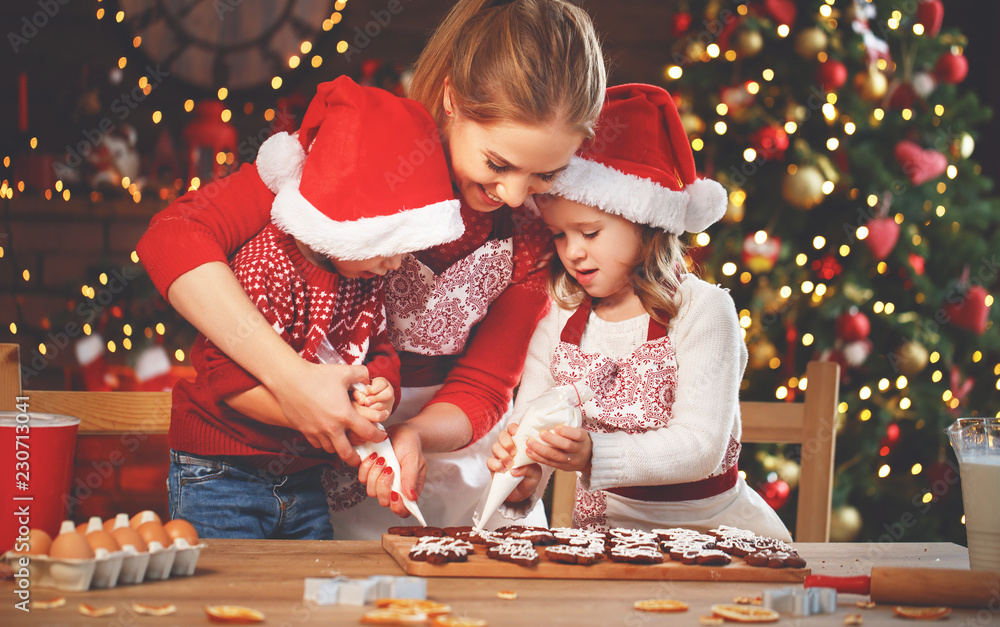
[2,540,205,591]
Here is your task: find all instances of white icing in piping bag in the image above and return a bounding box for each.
[315,336,427,526]
[471,382,593,530]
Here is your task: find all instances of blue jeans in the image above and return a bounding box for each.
[168,450,333,540]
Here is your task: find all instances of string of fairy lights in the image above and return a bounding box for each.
[2,0,357,370]
[659,0,1000,508]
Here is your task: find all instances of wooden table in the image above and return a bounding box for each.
[1,540,990,626]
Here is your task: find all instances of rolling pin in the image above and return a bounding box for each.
[805,567,1000,609]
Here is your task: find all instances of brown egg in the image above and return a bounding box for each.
[137,520,171,549]
[163,519,199,546]
[103,518,116,533]
[85,529,121,553]
[24,529,52,555]
[49,530,95,560]
[75,522,89,535]
[130,510,161,529]
[111,525,147,552]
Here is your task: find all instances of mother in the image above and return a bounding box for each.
[137,0,606,539]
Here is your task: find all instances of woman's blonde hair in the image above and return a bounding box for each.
[550,226,688,327]
[409,0,606,137]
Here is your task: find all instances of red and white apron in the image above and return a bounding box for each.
[553,300,790,540]
[324,235,546,539]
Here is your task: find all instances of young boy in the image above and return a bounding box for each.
[163,77,463,539]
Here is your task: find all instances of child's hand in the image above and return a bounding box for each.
[486,423,519,473]
[506,462,542,503]
[526,425,593,473]
[352,377,394,417]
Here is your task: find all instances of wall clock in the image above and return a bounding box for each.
[116,0,340,91]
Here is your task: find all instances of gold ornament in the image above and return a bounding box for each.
[777,459,800,491]
[681,112,705,136]
[853,67,888,102]
[735,28,764,57]
[794,27,828,59]
[829,505,863,542]
[782,165,825,209]
[895,341,929,376]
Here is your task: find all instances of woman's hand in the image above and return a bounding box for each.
[526,425,593,473]
[357,421,427,518]
[270,359,386,466]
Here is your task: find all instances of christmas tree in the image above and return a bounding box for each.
[665,0,998,542]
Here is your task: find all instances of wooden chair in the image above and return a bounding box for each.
[1,344,171,434]
[549,360,840,542]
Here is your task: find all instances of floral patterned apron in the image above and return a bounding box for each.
[551,299,746,533]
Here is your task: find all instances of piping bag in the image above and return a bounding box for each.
[315,336,427,526]
[471,382,594,530]
[804,567,1000,609]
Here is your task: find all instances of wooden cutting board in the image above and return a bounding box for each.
[382,535,810,582]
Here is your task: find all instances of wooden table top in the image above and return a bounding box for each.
[0,540,988,626]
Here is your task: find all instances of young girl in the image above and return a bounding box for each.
[489,84,791,541]
[136,0,606,537]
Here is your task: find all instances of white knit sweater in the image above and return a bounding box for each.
[509,274,748,502]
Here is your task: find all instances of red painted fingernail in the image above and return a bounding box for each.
[391,491,399,502]
[368,452,378,461]
[376,457,385,466]
[409,489,417,500]
[383,466,393,476]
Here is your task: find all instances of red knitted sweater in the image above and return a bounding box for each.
[138,162,552,442]
[169,224,400,473]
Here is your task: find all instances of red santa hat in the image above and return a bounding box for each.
[254,76,462,260]
[549,83,726,235]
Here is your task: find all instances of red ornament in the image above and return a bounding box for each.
[888,81,918,110]
[812,255,842,280]
[760,478,791,510]
[908,253,925,276]
[933,52,969,84]
[751,126,789,160]
[670,12,692,37]
[762,0,797,27]
[182,100,239,184]
[864,217,900,261]
[894,141,948,185]
[741,233,781,273]
[816,60,848,92]
[916,0,944,37]
[836,309,870,342]
[942,286,991,334]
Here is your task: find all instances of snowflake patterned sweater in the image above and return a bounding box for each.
[169,223,401,474]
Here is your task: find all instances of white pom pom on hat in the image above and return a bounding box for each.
[256,131,306,194]
[549,83,727,235]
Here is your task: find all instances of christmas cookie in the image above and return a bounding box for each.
[408,536,474,564]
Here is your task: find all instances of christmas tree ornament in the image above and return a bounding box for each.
[734,27,764,57]
[933,51,968,85]
[942,285,991,335]
[751,126,789,160]
[887,81,918,110]
[670,11,693,37]
[816,59,848,92]
[864,217,900,261]
[761,0,797,28]
[777,459,801,491]
[894,141,948,185]
[681,112,705,136]
[781,165,825,209]
[842,339,872,367]
[794,27,828,59]
[829,505,862,542]
[813,254,842,281]
[836,308,870,342]
[955,132,975,159]
[742,232,782,273]
[907,253,926,276]
[895,341,929,376]
[916,0,945,37]
[759,477,790,510]
[853,66,888,102]
[912,72,937,99]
